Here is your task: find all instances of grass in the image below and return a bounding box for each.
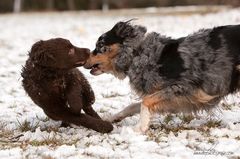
[163,114,174,124]
[102,92,125,98]
[40,156,55,159]
[0,121,23,149]
[0,122,12,139]
[1,117,78,148]
[221,102,233,110]
[180,115,195,124]
[147,114,223,143]
[28,134,79,147]
[163,114,195,125]
[204,120,222,128]
[41,126,60,133]
[16,119,39,132]
[0,132,80,150]
[235,136,240,140]
[29,136,60,147]
[147,130,165,143]
[208,138,215,144]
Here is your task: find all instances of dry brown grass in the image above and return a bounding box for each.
[147,114,222,143]
[16,119,39,132]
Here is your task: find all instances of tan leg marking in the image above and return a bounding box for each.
[141,89,218,113]
[133,103,151,133]
[193,89,217,103]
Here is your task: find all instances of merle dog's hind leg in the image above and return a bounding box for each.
[108,102,141,123]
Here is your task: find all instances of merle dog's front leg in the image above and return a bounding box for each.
[108,102,141,123]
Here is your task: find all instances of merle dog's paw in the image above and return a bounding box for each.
[133,123,148,134]
[104,114,123,123]
[108,116,122,123]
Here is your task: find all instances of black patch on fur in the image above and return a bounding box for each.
[208,26,224,50]
[105,31,124,45]
[221,25,240,58]
[220,25,240,92]
[93,31,124,55]
[93,21,146,55]
[158,40,185,79]
[93,22,130,55]
[229,68,239,93]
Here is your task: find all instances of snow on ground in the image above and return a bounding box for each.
[0,7,240,159]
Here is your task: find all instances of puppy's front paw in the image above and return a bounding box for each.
[97,121,114,133]
[60,122,70,127]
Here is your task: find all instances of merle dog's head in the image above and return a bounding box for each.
[29,38,90,69]
[84,20,147,76]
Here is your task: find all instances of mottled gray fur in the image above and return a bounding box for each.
[114,25,231,98]
[87,20,240,116]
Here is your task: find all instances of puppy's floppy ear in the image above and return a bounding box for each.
[29,40,55,66]
[113,20,147,39]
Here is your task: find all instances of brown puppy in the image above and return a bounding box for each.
[21,38,113,133]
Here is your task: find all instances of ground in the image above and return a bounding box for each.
[0,6,240,159]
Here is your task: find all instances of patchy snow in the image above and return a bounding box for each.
[0,7,240,159]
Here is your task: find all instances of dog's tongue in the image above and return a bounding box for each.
[90,67,98,74]
[90,65,104,75]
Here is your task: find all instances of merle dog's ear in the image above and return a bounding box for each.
[112,20,147,39]
[29,40,55,66]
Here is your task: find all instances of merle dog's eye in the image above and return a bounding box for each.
[106,46,111,52]
[100,47,106,53]
[100,46,111,53]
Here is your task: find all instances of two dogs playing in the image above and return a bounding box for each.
[22,21,240,133]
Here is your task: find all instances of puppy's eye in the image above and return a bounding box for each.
[69,48,75,55]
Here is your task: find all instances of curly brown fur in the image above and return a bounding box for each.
[22,38,113,133]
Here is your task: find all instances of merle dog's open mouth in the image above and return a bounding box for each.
[90,64,100,74]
